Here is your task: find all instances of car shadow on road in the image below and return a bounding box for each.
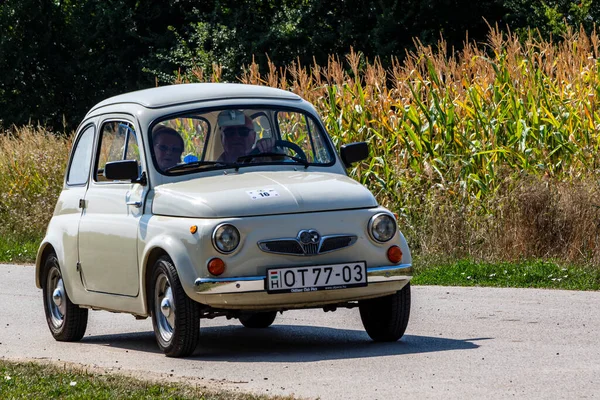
[82,324,490,362]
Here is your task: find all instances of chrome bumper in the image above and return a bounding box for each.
[194,263,412,295]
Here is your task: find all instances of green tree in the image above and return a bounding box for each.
[504,0,600,37]
[0,0,70,129]
[0,0,198,130]
[155,0,509,83]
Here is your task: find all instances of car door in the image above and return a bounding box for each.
[78,117,146,296]
[56,124,96,282]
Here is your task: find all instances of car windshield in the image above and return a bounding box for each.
[150,107,335,174]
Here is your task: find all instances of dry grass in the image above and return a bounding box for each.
[0,126,70,242]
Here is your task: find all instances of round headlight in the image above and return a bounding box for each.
[212,224,240,253]
[369,213,397,243]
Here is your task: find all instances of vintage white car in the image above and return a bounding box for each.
[35,83,412,357]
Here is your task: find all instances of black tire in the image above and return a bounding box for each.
[239,311,277,328]
[42,254,88,341]
[150,255,200,357]
[359,282,411,342]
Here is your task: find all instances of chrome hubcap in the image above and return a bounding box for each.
[46,267,66,328]
[161,296,172,318]
[52,286,63,307]
[155,274,175,342]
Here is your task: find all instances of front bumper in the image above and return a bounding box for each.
[191,263,412,309]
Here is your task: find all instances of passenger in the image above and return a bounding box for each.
[153,125,184,170]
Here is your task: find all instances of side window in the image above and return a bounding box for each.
[66,126,95,186]
[276,112,334,164]
[95,121,139,182]
[306,118,332,163]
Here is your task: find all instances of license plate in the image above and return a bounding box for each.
[266,261,367,294]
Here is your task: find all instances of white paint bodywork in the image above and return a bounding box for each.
[152,171,377,218]
[35,83,412,318]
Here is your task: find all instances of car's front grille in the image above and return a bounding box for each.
[320,235,356,253]
[258,235,357,256]
[301,242,319,255]
[259,240,304,255]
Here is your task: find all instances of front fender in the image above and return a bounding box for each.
[35,225,79,302]
[140,233,201,309]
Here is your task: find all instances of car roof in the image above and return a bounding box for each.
[86,83,302,116]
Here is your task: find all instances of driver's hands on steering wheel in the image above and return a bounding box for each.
[238,138,309,167]
[254,137,277,153]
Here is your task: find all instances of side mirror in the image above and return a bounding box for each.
[104,159,139,181]
[340,142,369,168]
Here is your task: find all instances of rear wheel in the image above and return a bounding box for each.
[150,255,200,357]
[359,283,411,341]
[239,311,277,328]
[42,254,88,341]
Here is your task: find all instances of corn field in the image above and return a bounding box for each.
[2,26,600,264]
[0,126,70,242]
[235,26,600,264]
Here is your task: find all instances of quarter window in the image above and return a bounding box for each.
[67,126,94,185]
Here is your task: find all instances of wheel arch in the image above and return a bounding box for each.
[142,247,169,312]
[36,241,59,289]
[140,235,200,314]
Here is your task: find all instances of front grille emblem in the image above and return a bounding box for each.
[298,229,320,244]
[298,229,320,255]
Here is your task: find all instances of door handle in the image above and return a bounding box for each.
[126,201,142,208]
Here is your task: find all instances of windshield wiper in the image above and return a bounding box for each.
[236,152,310,169]
[165,161,235,173]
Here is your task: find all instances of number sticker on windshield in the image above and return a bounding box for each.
[247,188,280,200]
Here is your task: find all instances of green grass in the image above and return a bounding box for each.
[0,237,39,263]
[412,259,600,290]
[0,359,293,400]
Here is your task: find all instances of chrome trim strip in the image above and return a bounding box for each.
[196,275,265,284]
[367,264,412,273]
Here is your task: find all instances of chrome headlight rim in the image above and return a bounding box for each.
[368,213,397,243]
[212,223,241,254]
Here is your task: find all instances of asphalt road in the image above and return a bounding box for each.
[1,264,599,399]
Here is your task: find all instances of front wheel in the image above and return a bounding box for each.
[151,255,200,357]
[42,254,88,341]
[239,311,277,328]
[359,282,411,342]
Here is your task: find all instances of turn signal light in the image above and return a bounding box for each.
[190,225,198,234]
[207,258,225,276]
[387,245,403,264]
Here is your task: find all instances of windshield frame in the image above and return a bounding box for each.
[148,104,337,176]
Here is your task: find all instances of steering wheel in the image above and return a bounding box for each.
[250,139,308,161]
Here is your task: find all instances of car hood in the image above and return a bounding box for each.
[152,171,377,218]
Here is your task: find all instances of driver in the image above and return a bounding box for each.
[216,111,274,163]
